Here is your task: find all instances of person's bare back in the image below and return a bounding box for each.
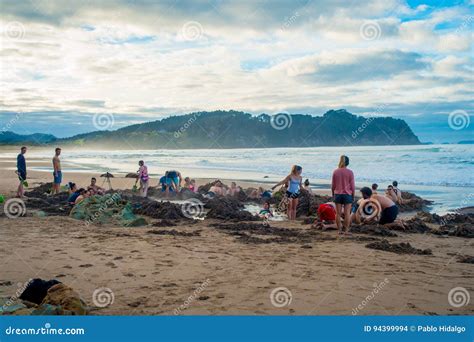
[372,194,395,209]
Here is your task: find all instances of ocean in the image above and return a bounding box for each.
[10,144,474,214]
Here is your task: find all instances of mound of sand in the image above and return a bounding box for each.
[366,239,432,255]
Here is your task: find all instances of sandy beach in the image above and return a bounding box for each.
[0,152,473,316]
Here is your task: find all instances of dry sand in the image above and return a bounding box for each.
[0,154,473,315]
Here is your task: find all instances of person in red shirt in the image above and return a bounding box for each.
[331,155,355,235]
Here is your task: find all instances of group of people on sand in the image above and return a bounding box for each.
[134,161,199,198]
[15,147,402,232]
[269,155,402,235]
[67,178,106,205]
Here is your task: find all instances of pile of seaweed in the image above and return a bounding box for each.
[365,239,432,255]
[133,200,189,220]
[205,197,258,221]
[350,225,398,237]
[24,183,71,216]
[414,212,474,238]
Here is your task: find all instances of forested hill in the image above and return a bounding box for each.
[7,109,421,148]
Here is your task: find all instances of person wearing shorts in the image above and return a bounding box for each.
[359,187,398,225]
[52,147,62,194]
[272,165,303,220]
[331,155,355,235]
[314,202,338,230]
[16,146,27,198]
[165,170,182,195]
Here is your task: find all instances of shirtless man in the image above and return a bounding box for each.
[357,187,398,225]
[208,180,225,197]
[228,182,240,196]
[87,177,105,195]
[52,147,62,194]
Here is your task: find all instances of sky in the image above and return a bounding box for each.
[0,0,472,143]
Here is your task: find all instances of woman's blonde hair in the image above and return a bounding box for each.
[291,165,302,175]
[338,155,349,168]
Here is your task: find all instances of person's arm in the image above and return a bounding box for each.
[331,171,336,197]
[271,175,289,190]
[351,171,355,199]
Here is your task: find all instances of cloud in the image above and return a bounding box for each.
[0,0,472,143]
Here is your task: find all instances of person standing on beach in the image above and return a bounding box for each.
[52,147,62,194]
[331,155,355,235]
[137,160,149,198]
[272,165,303,220]
[16,146,27,198]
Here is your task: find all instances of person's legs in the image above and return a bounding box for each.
[17,182,23,198]
[292,198,299,220]
[343,203,352,232]
[143,181,149,198]
[335,203,342,232]
[289,199,294,220]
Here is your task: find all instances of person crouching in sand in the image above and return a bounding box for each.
[313,202,338,230]
[137,160,150,198]
[272,165,302,220]
[331,155,355,235]
[357,187,399,225]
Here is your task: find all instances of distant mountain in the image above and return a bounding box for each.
[0,131,56,144]
[2,110,421,148]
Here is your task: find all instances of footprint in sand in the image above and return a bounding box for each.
[79,264,94,268]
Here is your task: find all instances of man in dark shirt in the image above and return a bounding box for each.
[16,146,27,198]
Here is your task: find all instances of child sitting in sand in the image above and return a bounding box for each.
[87,177,105,195]
[259,201,273,226]
[371,183,378,195]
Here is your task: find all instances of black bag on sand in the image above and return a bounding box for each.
[19,278,61,304]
